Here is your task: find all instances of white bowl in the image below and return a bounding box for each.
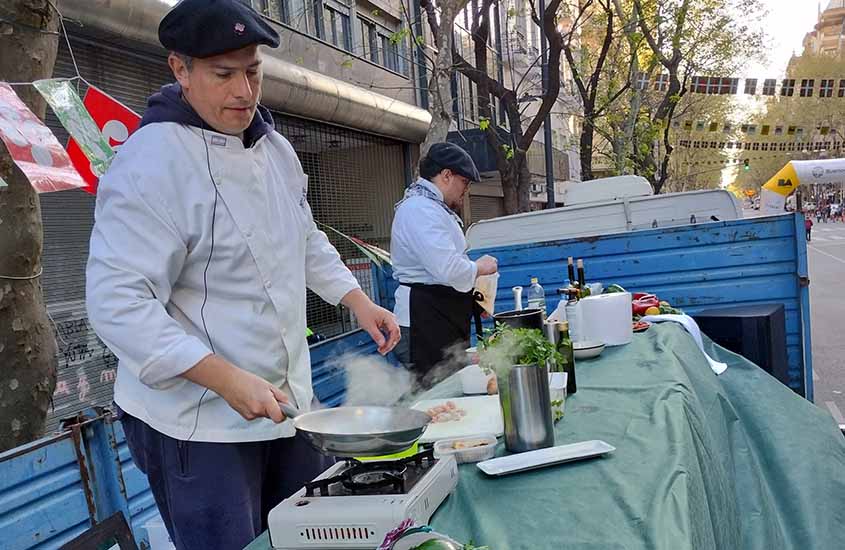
[459,364,494,394]
[573,341,606,360]
[434,434,498,463]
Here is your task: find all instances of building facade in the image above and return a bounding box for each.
[442,0,582,221]
[803,1,845,55]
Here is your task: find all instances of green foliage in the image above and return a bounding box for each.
[416,35,425,46]
[479,117,490,131]
[479,324,564,368]
[390,28,410,45]
[501,144,514,160]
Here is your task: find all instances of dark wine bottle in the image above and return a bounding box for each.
[556,321,576,394]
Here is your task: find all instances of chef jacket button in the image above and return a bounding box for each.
[264,280,272,288]
[245,228,253,238]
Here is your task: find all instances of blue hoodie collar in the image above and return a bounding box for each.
[139,83,274,148]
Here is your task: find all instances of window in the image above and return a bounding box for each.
[761,142,769,151]
[635,73,649,91]
[357,16,410,76]
[820,79,834,98]
[360,18,379,63]
[800,79,815,97]
[696,120,705,131]
[379,34,398,72]
[709,122,719,132]
[654,74,669,92]
[690,76,737,94]
[744,78,757,95]
[775,126,784,136]
[323,1,351,51]
[762,79,777,96]
[781,79,795,96]
[761,125,770,136]
[840,79,845,98]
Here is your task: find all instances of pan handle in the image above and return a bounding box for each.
[278,401,301,419]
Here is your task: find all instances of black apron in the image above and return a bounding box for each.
[405,282,483,389]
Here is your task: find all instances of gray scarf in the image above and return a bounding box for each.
[395,178,463,227]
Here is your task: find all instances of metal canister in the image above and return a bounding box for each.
[498,364,555,453]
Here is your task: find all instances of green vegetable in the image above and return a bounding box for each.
[604,284,626,294]
[412,540,458,550]
[478,324,563,367]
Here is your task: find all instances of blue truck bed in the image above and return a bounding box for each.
[0,213,812,549]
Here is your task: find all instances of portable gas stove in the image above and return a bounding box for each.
[268,449,458,549]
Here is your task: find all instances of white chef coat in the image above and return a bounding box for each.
[390,178,477,327]
[86,122,360,442]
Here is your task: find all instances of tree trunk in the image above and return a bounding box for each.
[501,169,519,214]
[0,0,60,452]
[419,0,464,158]
[516,156,532,212]
[579,115,596,181]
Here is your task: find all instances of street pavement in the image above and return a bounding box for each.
[807,222,845,428]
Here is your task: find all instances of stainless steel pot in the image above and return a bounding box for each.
[279,403,431,457]
[498,364,555,452]
[493,308,544,330]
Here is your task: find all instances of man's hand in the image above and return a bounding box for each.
[476,255,499,276]
[182,354,290,423]
[341,289,401,355]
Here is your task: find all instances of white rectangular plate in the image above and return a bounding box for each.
[476,440,615,476]
[412,395,504,443]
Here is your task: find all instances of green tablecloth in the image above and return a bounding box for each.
[247,323,845,550]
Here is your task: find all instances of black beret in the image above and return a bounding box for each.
[159,0,281,58]
[424,142,481,182]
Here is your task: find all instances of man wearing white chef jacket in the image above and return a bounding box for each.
[391,143,498,388]
[85,1,399,549]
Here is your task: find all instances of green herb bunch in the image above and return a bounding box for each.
[478,323,563,368]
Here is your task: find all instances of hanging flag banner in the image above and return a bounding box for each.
[760,158,845,214]
[0,83,86,193]
[65,85,141,194]
[33,79,116,190]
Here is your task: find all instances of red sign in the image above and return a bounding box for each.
[67,86,141,194]
[0,83,86,193]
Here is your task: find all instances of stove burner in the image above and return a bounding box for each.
[342,463,408,493]
[304,449,437,497]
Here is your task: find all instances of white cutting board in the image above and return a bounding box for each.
[412,395,504,443]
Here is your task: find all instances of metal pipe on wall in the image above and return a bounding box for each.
[60,0,431,143]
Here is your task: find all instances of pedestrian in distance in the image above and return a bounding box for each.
[805,214,814,242]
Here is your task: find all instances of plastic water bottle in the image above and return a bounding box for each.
[526,277,547,315]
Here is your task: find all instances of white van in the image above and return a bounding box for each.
[563,175,653,205]
[466,183,742,249]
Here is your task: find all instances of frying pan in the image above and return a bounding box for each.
[279,402,432,457]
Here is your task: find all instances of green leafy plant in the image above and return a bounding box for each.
[478,323,562,368]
